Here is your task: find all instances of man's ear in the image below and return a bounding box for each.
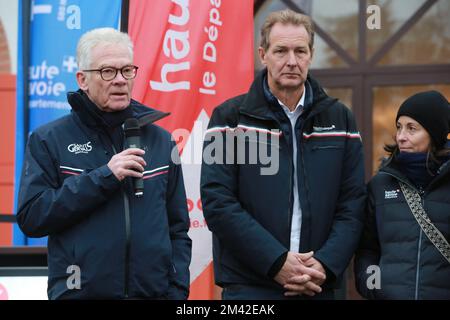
[76,71,88,90]
[258,47,267,67]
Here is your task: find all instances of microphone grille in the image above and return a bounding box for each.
[124,118,141,137]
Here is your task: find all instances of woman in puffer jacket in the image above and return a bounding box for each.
[355,90,450,300]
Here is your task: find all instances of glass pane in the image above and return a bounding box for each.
[379,0,450,65]
[372,84,450,174]
[311,0,359,61]
[324,87,352,109]
[311,35,348,69]
[367,0,426,60]
[254,0,351,70]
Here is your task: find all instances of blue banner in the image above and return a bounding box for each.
[14,0,122,245]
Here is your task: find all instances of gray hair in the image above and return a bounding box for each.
[260,9,314,51]
[76,27,134,70]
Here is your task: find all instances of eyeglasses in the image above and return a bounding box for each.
[82,65,139,81]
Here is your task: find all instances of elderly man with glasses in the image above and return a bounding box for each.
[16,28,192,300]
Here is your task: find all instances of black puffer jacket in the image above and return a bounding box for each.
[355,158,450,300]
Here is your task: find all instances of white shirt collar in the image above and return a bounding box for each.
[276,85,306,116]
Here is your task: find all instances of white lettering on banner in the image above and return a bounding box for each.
[57,0,68,21]
[150,0,191,92]
[169,0,190,25]
[151,62,191,92]
[31,3,52,20]
[29,60,58,79]
[150,0,223,95]
[62,56,78,73]
[200,1,222,96]
[66,5,81,30]
[202,40,216,63]
[29,60,66,97]
[57,1,81,30]
[28,56,77,106]
[199,72,216,95]
[163,30,190,60]
[29,99,70,110]
[29,81,65,96]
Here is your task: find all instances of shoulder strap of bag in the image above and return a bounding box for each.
[399,181,450,264]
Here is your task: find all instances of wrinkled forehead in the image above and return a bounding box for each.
[268,23,310,46]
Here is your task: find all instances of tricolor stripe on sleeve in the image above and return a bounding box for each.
[60,165,84,176]
[143,165,169,180]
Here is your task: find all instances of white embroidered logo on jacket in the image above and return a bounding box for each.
[67,141,93,154]
[384,189,400,199]
[312,125,336,131]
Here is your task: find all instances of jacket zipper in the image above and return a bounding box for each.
[415,229,423,300]
[381,171,424,300]
[282,121,294,247]
[122,191,131,299]
[414,190,426,300]
[111,144,131,299]
[289,119,305,250]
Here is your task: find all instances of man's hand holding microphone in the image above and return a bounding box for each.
[107,118,146,197]
[107,148,146,182]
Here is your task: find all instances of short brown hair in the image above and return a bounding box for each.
[260,9,314,51]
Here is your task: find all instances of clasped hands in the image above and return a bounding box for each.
[274,251,326,297]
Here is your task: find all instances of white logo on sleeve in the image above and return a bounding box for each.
[68,141,92,154]
[384,189,400,199]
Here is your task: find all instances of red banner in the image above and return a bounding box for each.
[129,0,254,299]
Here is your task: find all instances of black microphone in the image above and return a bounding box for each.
[123,118,144,197]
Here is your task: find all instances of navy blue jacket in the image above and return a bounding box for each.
[355,158,450,299]
[17,91,191,299]
[200,70,366,293]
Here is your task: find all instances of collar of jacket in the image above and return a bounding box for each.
[379,154,450,190]
[239,69,335,121]
[67,89,170,129]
